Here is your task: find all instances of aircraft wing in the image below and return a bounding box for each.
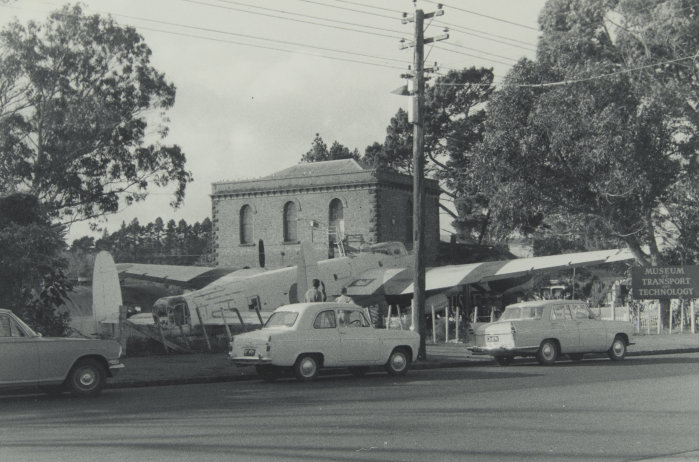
[116,263,240,290]
[346,248,634,297]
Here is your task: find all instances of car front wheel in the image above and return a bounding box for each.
[608,336,627,361]
[537,340,559,366]
[66,358,106,397]
[294,355,320,381]
[385,348,410,376]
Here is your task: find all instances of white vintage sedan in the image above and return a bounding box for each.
[0,308,124,396]
[229,302,420,381]
[468,300,634,366]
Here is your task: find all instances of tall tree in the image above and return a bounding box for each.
[476,0,698,324]
[0,5,192,225]
[364,68,496,242]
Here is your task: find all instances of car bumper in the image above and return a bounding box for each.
[230,357,273,367]
[108,362,125,376]
[468,346,539,356]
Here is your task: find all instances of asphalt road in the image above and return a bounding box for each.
[1,353,698,462]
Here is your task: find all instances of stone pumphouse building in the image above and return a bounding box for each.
[211,159,441,268]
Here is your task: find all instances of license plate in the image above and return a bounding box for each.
[244,349,256,356]
[486,335,499,342]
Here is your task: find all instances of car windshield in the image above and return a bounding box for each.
[264,311,298,328]
[499,306,544,321]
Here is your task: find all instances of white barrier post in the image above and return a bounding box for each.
[445,306,449,343]
[657,303,662,335]
[431,305,436,343]
[455,307,460,343]
[681,300,685,333]
[691,300,696,334]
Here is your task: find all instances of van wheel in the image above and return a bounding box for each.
[66,359,105,397]
[608,336,627,361]
[294,355,319,381]
[537,340,558,366]
[385,348,410,376]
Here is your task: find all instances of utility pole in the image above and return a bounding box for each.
[401,5,447,360]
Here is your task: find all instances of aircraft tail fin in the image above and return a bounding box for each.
[92,251,123,326]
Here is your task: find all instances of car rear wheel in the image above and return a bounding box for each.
[385,348,410,376]
[256,365,281,382]
[294,354,320,381]
[495,355,513,366]
[66,358,105,397]
[537,340,559,366]
[608,336,627,361]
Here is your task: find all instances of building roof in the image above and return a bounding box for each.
[264,159,364,179]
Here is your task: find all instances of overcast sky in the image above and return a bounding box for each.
[1,0,547,241]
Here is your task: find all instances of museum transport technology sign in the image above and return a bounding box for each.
[631,265,699,299]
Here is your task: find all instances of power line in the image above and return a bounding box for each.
[295,0,399,20]
[434,53,698,88]
[438,41,519,63]
[113,13,408,64]
[193,0,408,37]
[328,0,403,14]
[434,20,537,51]
[423,0,539,31]
[137,25,408,70]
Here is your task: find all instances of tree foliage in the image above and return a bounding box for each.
[86,217,214,266]
[0,5,192,225]
[300,133,360,163]
[0,193,71,335]
[364,68,496,242]
[476,0,698,265]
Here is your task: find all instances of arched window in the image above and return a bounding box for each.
[328,198,344,240]
[240,205,253,244]
[283,201,298,242]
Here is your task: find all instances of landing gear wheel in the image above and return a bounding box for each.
[385,348,410,376]
[608,336,627,361]
[256,365,281,382]
[536,340,558,366]
[495,355,513,366]
[294,355,319,382]
[568,353,584,361]
[349,367,369,377]
[66,359,105,397]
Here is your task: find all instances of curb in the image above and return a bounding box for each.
[107,348,699,390]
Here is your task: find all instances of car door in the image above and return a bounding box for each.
[0,313,39,387]
[337,308,382,365]
[310,309,343,367]
[549,304,581,353]
[572,304,609,352]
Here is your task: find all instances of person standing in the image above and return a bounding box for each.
[335,287,354,304]
[304,278,323,302]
